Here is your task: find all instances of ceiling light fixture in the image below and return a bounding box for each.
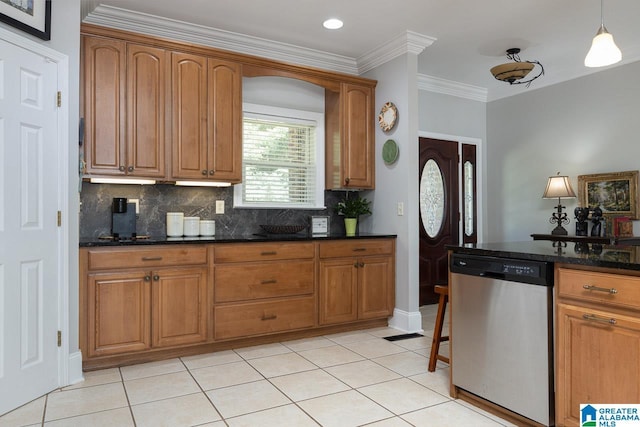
[584,0,621,68]
[322,18,343,30]
[490,48,544,87]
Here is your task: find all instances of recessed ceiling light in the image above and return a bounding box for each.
[323,18,343,30]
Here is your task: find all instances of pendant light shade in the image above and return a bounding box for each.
[585,0,622,68]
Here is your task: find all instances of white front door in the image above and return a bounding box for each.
[0,35,61,415]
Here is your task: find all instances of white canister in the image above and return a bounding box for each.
[199,220,215,236]
[166,212,184,237]
[183,217,200,236]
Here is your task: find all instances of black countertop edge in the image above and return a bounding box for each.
[447,241,640,271]
[79,233,397,247]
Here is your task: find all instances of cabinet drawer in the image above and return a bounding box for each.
[214,242,314,263]
[86,245,207,270]
[215,261,314,302]
[557,268,640,311]
[214,297,315,339]
[319,239,393,259]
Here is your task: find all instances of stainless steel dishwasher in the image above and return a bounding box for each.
[450,253,554,426]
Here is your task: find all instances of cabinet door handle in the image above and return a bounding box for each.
[144,275,151,282]
[345,177,350,184]
[261,251,277,256]
[127,166,134,172]
[153,275,160,281]
[119,165,125,172]
[353,248,367,252]
[582,313,617,325]
[209,170,215,175]
[202,170,208,176]
[261,279,277,285]
[142,256,163,261]
[583,284,618,294]
[261,314,277,321]
[359,262,365,267]
[353,262,359,268]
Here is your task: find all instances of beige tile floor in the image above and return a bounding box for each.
[0,305,515,427]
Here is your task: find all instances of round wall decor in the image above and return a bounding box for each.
[382,139,399,165]
[378,102,398,132]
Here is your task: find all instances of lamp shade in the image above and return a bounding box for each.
[543,175,576,199]
[585,25,622,67]
[490,62,535,83]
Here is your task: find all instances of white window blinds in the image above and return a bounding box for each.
[241,112,319,207]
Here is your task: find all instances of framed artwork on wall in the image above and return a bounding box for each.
[0,0,51,40]
[578,170,639,219]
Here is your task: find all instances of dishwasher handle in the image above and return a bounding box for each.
[479,271,506,280]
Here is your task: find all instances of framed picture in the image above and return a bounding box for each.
[0,0,51,40]
[578,170,639,219]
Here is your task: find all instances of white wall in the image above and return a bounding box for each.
[364,54,423,332]
[486,61,640,242]
[0,0,81,383]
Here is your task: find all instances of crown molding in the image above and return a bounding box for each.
[357,31,436,74]
[84,5,359,75]
[418,74,488,102]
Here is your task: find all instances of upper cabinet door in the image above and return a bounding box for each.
[171,52,208,179]
[82,36,126,176]
[207,59,242,183]
[325,83,375,190]
[126,44,167,177]
[342,83,374,189]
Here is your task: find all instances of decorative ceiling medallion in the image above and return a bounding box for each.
[378,102,398,132]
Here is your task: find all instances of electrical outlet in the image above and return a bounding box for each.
[129,198,140,214]
[216,200,225,214]
[397,202,404,216]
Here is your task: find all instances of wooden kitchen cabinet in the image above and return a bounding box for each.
[81,246,209,362]
[213,242,316,339]
[556,267,640,426]
[319,239,394,325]
[171,53,242,183]
[82,35,167,178]
[325,82,375,190]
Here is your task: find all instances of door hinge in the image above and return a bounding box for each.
[57,91,61,107]
[57,331,62,347]
[57,211,62,226]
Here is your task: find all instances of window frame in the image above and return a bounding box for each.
[234,103,325,209]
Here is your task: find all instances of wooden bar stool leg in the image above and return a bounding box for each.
[428,286,449,372]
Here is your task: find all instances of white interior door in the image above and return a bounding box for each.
[0,36,60,415]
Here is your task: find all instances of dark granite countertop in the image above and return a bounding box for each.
[448,241,640,271]
[79,232,397,247]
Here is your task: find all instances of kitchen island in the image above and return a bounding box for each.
[448,240,640,427]
[79,233,396,371]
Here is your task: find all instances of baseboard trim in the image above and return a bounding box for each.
[67,351,84,385]
[388,308,423,333]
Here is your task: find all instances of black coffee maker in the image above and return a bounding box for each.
[111,197,136,239]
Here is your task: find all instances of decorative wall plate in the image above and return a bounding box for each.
[378,102,398,132]
[382,139,399,165]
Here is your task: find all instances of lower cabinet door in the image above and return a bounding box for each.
[319,259,358,325]
[358,256,393,319]
[556,303,640,426]
[152,267,208,347]
[88,271,151,357]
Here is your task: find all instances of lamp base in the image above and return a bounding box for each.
[551,225,569,236]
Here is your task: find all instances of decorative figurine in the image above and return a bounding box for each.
[590,207,603,237]
[574,207,589,236]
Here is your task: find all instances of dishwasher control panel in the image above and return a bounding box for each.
[450,253,553,286]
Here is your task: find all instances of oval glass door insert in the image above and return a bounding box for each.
[463,160,474,236]
[420,159,445,237]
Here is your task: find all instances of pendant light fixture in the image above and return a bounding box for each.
[584,0,621,68]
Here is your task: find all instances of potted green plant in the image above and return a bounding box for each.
[335,192,372,236]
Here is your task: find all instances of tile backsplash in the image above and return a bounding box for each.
[79,182,352,238]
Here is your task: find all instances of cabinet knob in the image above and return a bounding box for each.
[345,177,350,184]
[127,166,134,172]
[209,170,215,175]
[354,262,359,268]
[359,262,365,267]
[202,170,208,176]
[144,275,151,282]
[119,165,125,172]
[153,275,160,281]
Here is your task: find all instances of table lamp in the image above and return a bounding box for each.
[543,173,576,235]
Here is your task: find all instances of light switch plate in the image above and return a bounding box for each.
[216,200,225,214]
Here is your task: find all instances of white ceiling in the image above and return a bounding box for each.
[82,0,640,101]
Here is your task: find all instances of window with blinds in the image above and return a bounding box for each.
[234,104,325,209]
